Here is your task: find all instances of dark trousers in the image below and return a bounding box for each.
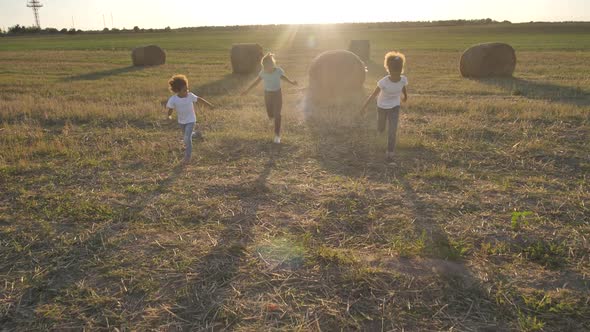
[377,106,400,153]
[264,89,282,135]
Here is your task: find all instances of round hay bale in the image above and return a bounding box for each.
[348,40,370,61]
[308,50,366,106]
[460,43,516,78]
[230,43,264,74]
[131,45,166,66]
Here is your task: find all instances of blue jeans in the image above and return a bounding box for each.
[265,89,282,135]
[377,106,400,153]
[180,122,195,159]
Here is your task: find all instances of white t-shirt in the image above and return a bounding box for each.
[166,92,199,124]
[377,75,408,109]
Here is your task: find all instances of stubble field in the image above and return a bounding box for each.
[1,23,589,331]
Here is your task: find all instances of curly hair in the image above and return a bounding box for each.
[168,74,188,93]
[384,51,405,75]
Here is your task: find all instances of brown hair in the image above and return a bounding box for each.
[384,51,405,75]
[168,74,188,93]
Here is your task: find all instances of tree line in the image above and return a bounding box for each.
[0,25,173,36]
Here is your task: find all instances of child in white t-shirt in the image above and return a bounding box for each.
[242,53,298,144]
[166,74,214,164]
[360,51,408,160]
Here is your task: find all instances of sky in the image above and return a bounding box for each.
[0,0,588,31]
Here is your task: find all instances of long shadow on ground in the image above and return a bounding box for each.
[476,76,590,106]
[193,72,258,97]
[306,118,511,329]
[63,66,146,81]
[2,163,186,329]
[306,112,589,329]
[168,142,289,329]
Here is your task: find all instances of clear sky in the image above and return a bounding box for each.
[0,0,588,31]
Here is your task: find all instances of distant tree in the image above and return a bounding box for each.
[8,24,24,33]
[67,28,77,35]
[133,26,140,32]
[7,24,43,34]
[44,27,59,33]
[111,28,120,33]
[60,28,68,33]
[24,26,41,33]
[502,20,512,24]
[164,26,171,32]
[103,27,110,32]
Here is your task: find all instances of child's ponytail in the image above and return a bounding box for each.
[261,53,276,67]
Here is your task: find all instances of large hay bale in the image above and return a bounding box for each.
[230,43,264,74]
[131,45,166,66]
[308,50,366,106]
[348,40,370,61]
[460,43,516,78]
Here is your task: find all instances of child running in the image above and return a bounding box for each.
[166,74,214,164]
[241,53,298,144]
[360,51,408,160]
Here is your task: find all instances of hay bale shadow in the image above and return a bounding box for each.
[193,72,259,96]
[475,77,590,106]
[63,66,146,81]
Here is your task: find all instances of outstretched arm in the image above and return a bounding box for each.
[360,87,381,114]
[281,74,298,86]
[241,77,262,95]
[402,86,408,103]
[197,97,214,108]
[167,108,174,120]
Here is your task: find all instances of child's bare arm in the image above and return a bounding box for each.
[360,87,381,113]
[167,108,174,120]
[241,77,262,95]
[402,86,408,102]
[281,75,298,86]
[197,97,214,108]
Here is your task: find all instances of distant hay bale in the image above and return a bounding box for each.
[348,40,370,61]
[230,43,264,74]
[460,43,516,78]
[308,50,366,106]
[131,45,166,66]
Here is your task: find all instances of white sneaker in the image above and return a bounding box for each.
[273,136,281,144]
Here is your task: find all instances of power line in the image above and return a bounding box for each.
[26,0,43,29]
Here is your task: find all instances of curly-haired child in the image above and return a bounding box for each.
[360,51,408,160]
[166,74,214,164]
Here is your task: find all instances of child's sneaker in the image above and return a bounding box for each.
[273,136,281,144]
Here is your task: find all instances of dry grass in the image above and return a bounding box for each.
[1,25,589,331]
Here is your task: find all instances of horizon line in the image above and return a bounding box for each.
[4,19,590,32]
